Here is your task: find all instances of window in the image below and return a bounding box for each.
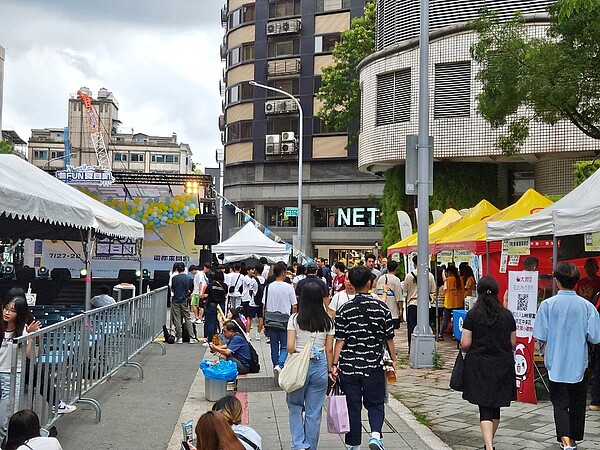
[313,118,339,134]
[235,208,255,227]
[266,207,298,227]
[151,154,179,163]
[376,69,411,126]
[50,150,64,159]
[316,0,350,13]
[130,153,144,162]
[229,4,255,28]
[267,79,299,97]
[227,83,253,105]
[313,76,322,94]
[114,153,127,162]
[434,62,471,119]
[269,0,301,18]
[266,117,299,135]
[227,43,254,67]
[315,33,341,53]
[226,121,253,143]
[268,38,300,58]
[33,150,48,159]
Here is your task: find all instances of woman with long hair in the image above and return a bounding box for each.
[212,395,262,450]
[286,282,334,450]
[461,265,476,298]
[0,296,41,442]
[5,409,62,450]
[461,276,516,450]
[438,265,464,340]
[204,270,227,346]
[191,411,244,450]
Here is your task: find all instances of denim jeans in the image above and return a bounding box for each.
[439,308,453,337]
[0,372,21,443]
[407,304,418,349]
[340,367,386,447]
[286,350,328,450]
[269,329,288,368]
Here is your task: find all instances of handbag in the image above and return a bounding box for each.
[278,335,315,393]
[449,350,465,391]
[263,285,290,331]
[326,383,350,434]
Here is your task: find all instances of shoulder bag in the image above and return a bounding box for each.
[449,350,465,391]
[279,333,315,393]
[263,285,291,331]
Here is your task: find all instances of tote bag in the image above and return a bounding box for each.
[326,383,350,434]
[278,335,315,393]
[449,350,465,391]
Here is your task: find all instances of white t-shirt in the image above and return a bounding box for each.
[292,274,306,287]
[17,437,63,450]
[194,270,208,295]
[249,276,265,307]
[0,329,30,373]
[264,281,297,313]
[287,313,334,352]
[261,265,271,280]
[226,272,244,297]
[232,424,262,450]
[328,291,355,313]
[242,275,258,303]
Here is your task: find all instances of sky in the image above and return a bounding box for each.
[0,0,224,169]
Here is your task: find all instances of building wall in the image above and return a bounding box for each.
[221,0,384,258]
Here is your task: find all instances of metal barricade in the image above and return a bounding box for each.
[8,286,168,428]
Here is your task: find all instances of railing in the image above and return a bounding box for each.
[8,287,168,428]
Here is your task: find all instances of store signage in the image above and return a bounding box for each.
[55,164,114,187]
[337,207,379,227]
[284,207,299,217]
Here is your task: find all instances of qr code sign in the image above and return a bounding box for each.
[517,294,528,311]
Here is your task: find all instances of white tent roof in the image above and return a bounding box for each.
[212,222,289,264]
[0,154,144,240]
[487,167,600,240]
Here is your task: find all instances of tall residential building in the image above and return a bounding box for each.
[221,0,384,262]
[28,87,193,174]
[0,45,5,133]
[358,0,600,196]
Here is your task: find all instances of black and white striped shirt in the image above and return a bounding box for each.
[334,294,394,377]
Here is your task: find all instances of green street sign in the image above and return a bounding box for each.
[284,207,299,217]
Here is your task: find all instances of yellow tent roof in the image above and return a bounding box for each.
[430,200,500,244]
[434,189,553,245]
[388,208,462,250]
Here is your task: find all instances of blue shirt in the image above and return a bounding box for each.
[227,334,251,368]
[533,290,600,383]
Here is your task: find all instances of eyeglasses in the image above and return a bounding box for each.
[3,307,16,314]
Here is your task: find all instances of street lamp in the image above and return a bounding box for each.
[249,80,304,257]
[215,148,225,241]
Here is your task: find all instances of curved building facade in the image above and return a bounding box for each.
[358,0,600,195]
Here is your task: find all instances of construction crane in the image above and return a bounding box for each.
[77,89,111,172]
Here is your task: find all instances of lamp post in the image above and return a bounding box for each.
[215,148,225,241]
[249,80,304,257]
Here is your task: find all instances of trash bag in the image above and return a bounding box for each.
[200,359,238,381]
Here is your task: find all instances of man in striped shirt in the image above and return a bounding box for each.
[331,265,396,450]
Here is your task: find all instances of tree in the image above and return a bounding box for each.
[0,140,13,154]
[471,0,600,155]
[316,1,375,142]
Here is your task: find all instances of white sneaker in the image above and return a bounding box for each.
[254,333,261,341]
[189,338,199,344]
[202,341,210,347]
[266,336,271,343]
[176,338,183,344]
[54,401,77,414]
[273,365,282,382]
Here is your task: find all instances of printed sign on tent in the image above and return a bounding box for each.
[584,232,600,252]
[502,238,531,256]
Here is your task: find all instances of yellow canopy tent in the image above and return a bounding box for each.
[431,189,554,253]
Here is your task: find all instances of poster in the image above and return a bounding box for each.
[507,270,539,404]
[502,238,531,255]
[584,232,600,252]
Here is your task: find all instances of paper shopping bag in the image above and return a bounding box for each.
[326,394,350,434]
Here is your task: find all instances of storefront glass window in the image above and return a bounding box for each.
[313,206,383,227]
[266,207,297,227]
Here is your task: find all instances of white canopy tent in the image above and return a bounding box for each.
[0,155,145,306]
[487,166,600,240]
[213,222,290,264]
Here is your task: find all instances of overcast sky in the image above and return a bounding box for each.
[0,0,223,168]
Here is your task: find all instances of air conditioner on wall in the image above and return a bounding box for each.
[265,134,281,155]
[265,100,277,114]
[281,131,295,142]
[266,23,277,35]
[281,141,297,153]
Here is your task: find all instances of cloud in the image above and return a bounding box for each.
[0,0,224,168]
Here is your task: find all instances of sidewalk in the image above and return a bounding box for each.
[167,329,451,450]
[389,321,600,450]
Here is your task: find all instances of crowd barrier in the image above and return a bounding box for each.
[8,286,168,429]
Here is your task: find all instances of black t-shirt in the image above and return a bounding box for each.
[206,282,227,305]
[296,275,329,298]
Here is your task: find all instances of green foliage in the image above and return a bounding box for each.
[432,350,445,370]
[380,166,407,251]
[0,140,13,154]
[471,1,600,155]
[574,159,600,185]
[316,1,375,142]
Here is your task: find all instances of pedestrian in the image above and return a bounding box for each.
[295,263,329,306]
[245,266,264,341]
[460,276,516,450]
[5,409,63,450]
[90,285,116,309]
[403,255,436,350]
[292,264,306,289]
[439,264,464,341]
[533,262,600,450]
[212,395,262,450]
[193,262,211,324]
[264,264,297,380]
[365,253,381,278]
[331,261,346,295]
[0,296,42,442]
[209,321,251,375]
[241,266,258,318]
[203,270,227,347]
[328,270,355,319]
[575,257,600,302]
[170,262,198,344]
[259,257,271,280]
[331,265,396,450]
[191,411,244,450]
[375,260,404,328]
[226,264,244,310]
[286,282,334,450]
[316,257,332,288]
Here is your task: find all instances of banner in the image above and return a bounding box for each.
[396,210,413,241]
[507,270,539,404]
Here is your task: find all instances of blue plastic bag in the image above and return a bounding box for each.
[200,359,238,381]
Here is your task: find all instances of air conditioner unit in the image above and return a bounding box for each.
[221,6,228,24]
[218,115,226,131]
[276,100,288,113]
[282,20,301,33]
[282,21,290,32]
[265,100,277,114]
[284,99,299,112]
[265,134,281,155]
[266,23,278,35]
[281,131,296,142]
[281,141,297,153]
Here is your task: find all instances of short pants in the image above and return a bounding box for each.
[247,305,263,318]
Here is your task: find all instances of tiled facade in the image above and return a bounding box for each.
[358,0,600,195]
[220,0,385,259]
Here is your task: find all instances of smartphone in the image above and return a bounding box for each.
[376,289,384,295]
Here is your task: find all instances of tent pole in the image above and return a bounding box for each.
[84,229,92,311]
[138,239,144,295]
[485,241,490,275]
[552,234,558,295]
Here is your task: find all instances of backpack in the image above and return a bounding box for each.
[247,340,261,373]
[253,278,266,306]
